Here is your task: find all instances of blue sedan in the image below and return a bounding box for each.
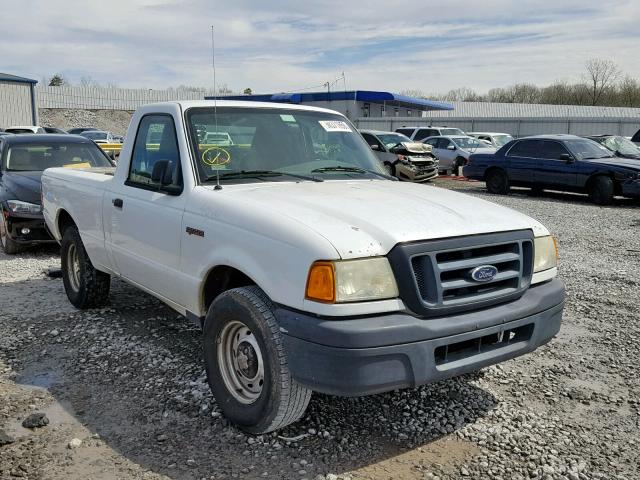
[464,134,640,205]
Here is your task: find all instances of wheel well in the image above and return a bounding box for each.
[202,266,256,312]
[56,210,76,238]
[483,166,504,180]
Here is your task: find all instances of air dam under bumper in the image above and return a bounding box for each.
[276,278,564,396]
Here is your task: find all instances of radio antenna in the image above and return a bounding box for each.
[211,25,222,190]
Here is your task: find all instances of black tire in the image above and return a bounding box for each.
[588,176,614,205]
[485,169,510,194]
[0,219,22,255]
[454,157,466,175]
[203,286,311,434]
[60,226,111,309]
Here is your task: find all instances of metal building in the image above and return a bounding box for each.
[356,101,640,137]
[206,90,454,120]
[0,73,38,128]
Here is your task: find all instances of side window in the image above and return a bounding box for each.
[414,129,431,141]
[396,128,413,137]
[436,138,451,149]
[127,115,182,191]
[540,141,570,160]
[507,140,539,157]
[424,138,437,147]
[361,133,383,151]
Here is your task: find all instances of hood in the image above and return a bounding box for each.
[0,171,42,204]
[584,157,640,170]
[213,180,549,258]
[397,142,432,155]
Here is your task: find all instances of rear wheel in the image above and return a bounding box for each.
[203,286,311,433]
[454,157,466,175]
[0,218,21,255]
[588,176,614,205]
[485,169,510,194]
[61,226,111,309]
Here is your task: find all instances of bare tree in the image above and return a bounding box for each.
[617,76,640,107]
[80,76,100,87]
[400,89,425,98]
[584,58,620,106]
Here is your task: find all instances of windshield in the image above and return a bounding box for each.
[377,133,412,149]
[440,128,465,136]
[565,139,614,160]
[81,131,109,140]
[3,142,112,171]
[452,137,485,150]
[186,107,387,183]
[600,136,640,156]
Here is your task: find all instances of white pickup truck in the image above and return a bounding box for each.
[42,100,565,433]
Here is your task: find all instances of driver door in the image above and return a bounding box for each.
[104,114,187,304]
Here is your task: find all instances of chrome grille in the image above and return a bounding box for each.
[388,231,534,317]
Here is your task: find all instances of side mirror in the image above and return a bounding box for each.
[151,160,174,185]
[370,144,380,151]
[559,153,573,162]
[447,145,456,151]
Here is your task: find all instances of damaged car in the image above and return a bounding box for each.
[360,130,438,182]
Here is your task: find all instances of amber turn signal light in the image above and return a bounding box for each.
[305,261,335,303]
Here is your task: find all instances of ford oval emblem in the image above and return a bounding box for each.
[470,265,498,282]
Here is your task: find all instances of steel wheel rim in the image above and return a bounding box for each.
[217,320,264,404]
[67,244,81,292]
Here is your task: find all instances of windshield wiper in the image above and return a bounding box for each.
[311,165,394,180]
[204,170,322,183]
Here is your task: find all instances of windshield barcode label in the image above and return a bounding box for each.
[319,120,351,132]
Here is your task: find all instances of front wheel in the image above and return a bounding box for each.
[61,226,111,309]
[485,169,510,194]
[203,286,311,433]
[0,218,21,255]
[588,176,614,205]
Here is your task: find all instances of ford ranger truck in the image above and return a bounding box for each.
[41,101,565,433]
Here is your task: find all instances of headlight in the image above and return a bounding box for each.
[5,200,42,215]
[534,235,558,273]
[306,257,399,303]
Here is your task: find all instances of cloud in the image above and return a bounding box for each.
[1,0,638,95]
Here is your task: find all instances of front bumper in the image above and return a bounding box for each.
[2,213,55,245]
[276,278,564,396]
[621,179,640,198]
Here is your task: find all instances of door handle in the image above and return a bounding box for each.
[112,198,123,208]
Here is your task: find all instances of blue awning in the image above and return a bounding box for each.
[0,73,38,85]
[206,90,453,111]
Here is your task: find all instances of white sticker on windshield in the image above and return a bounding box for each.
[280,114,296,122]
[319,120,351,132]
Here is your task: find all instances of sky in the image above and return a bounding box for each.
[2,0,639,95]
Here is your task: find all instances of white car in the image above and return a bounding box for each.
[395,126,466,142]
[42,100,564,433]
[468,132,514,149]
[423,135,497,173]
[5,126,46,134]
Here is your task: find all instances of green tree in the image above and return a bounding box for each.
[243,87,253,95]
[48,74,66,86]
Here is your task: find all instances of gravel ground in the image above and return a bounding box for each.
[0,179,638,480]
[38,109,133,136]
